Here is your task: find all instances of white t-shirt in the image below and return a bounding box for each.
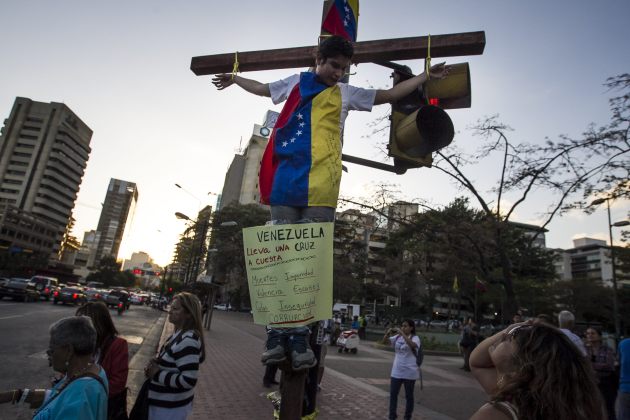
[269,73,377,133]
[389,334,421,380]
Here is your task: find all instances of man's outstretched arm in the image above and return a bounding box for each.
[373,62,447,105]
[211,74,271,97]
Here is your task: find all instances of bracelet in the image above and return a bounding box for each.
[18,388,29,404]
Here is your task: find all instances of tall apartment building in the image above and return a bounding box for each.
[0,97,92,259]
[72,230,101,277]
[219,111,278,210]
[553,237,630,288]
[94,178,138,263]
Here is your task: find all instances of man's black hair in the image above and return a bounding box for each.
[318,35,354,61]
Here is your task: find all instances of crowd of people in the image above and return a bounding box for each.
[460,310,629,420]
[2,291,630,419]
[0,292,205,420]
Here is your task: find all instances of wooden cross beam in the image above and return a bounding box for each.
[190,31,485,75]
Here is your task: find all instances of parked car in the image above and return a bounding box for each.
[213,303,232,311]
[0,278,40,302]
[30,276,59,301]
[0,277,10,287]
[53,287,87,305]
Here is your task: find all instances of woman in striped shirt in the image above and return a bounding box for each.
[144,292,206,420]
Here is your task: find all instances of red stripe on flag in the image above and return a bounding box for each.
[259,84,301,204]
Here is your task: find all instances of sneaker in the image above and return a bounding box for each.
[288,331,317,371]
[261,329,287,365]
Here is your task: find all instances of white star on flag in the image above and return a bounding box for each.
[299,122,305,127]
[290,138,296,143]
[296,130,303,136]
[297,113,303,120]
[344,20,348,26]
[282,141,288,147]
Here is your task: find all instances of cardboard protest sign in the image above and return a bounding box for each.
[243,222,333,327]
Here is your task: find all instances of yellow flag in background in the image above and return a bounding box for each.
[452,275,460,293]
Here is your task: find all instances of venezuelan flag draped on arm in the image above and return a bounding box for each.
[322,0,359,42]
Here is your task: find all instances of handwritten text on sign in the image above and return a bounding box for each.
[243,223,333,327]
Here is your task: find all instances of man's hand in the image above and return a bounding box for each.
[428,62,448,80]
[212,74,235,90]
[211,74,271,97]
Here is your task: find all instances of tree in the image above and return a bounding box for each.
[59,216,81,261]
[208,203,269,309]
[332,217,368,303]
[394,74,629,316]
[376,197,556,322]
[85,255,134,287]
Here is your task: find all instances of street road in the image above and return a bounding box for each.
[224,312,487,420]
[0,300,163,420]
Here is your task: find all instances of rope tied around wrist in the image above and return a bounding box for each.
[231,51,239,81]
[424,34,432,80]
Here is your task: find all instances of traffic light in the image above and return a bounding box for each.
[388,63,471,172]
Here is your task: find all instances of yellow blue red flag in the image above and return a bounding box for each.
[322,0,359,42]
[259,72,343,207]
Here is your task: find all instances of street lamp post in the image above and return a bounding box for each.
[591,197,630,342]
[203,221,238,331]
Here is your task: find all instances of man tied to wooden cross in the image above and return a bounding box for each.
[212,36,448,371]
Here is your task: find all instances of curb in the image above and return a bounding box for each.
[126,311,167,405]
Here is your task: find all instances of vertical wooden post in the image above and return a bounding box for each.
[279,362,307,420]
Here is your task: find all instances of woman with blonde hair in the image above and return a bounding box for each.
[144,292,205,420]
[469,321,604,420]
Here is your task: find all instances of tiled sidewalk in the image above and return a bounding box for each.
[184,313,428,419]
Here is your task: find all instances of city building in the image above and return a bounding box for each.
[555,237,629,288]
[73,230,101,279]
[122,251,162,289]
[94,178,138,263]
[218,111,278,210]
[0,97,92,260]
[0,203,58,260]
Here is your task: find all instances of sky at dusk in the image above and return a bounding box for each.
[1,0,628,266]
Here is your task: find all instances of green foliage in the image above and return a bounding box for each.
[382,197,557,322]
[332,219,367,303]
[85,255,134,288]
[208,203,269,309]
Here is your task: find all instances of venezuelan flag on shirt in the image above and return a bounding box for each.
[259,72,342,208]
[322,0,359,42]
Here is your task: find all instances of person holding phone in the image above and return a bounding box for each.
[383,319,421,420]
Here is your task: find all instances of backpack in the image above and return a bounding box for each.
[415,342,424,367]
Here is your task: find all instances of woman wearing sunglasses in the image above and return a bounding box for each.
[469,321,605,420]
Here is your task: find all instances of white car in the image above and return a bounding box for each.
[130,293,143,305]
[213,303,232,311]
